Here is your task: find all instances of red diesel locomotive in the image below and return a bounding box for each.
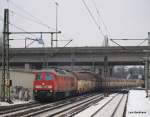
[33,69,77,100]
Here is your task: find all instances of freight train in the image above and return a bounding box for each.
[33,68,144,100]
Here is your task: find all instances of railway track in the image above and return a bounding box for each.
[0,101,42,115]
[34,94,104,117]
[90,93,127,117]
[0,93,102,117]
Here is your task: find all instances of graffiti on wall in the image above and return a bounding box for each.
[11,86,31,101]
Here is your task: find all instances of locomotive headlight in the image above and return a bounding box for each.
[49,90,52,92]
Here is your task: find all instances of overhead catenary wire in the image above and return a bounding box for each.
[91,0,111,38]
[1,9,70,47]
[111,39,148,40]
[0,15,39,46]
[0,8,38,39]
[111,38,148,46]
[1,0,74,47]
[9,23,36,38]
[110,39,128,50]
[50,0,73,47]
[110,38,147,65]
[9,0,56,30]
[137,40,147,46]
[9,1,72,47]
[2,1,56,32]
[81,0,105,37]
[9,10,55,30]
[0,24,28,39]
[63,39,72,47]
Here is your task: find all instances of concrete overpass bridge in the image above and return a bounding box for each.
[0,46,150,69]
[1,46,149,90]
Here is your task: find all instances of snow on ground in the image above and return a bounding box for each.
[0,100,32,106]
[126,90,150,117]
[74,94,117,117]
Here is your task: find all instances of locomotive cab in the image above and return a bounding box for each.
[33,71,55,100]
[33,69,77,101]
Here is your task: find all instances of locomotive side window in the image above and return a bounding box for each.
[36,73,42,80]
[56,69,66,75]
[46,73,53,80]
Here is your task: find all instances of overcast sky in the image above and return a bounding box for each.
[0,0,150,48]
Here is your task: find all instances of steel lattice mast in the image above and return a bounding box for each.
[1,9,10,102]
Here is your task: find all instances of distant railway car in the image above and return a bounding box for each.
[33,69,77,100]
[73,71,97,94]
[101,78,144,89]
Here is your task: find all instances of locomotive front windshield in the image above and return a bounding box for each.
[46,73,53,80]
[36,74,42,80]
[35,72,53,80]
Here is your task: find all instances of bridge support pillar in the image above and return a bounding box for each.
[24,63,31,70]
[96,66,113,78]
[145,60,150,98]
[109,66,113,77]
[95,67,103,77]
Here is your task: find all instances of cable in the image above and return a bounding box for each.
[110,39,128,50]
[9,0,56,30]
[137,39,147,46]
[9,1,73,47]
[111,38,147,46]
[63,40,72,47]
[9,23,36,38]
[0,15,38,46]
[0,14,36,38]
[9,10,54,30]
[109,40,147,64]
[81,0,105,37]
[91,0,111,47]
[91,0,111,38]
[26,39,36,48]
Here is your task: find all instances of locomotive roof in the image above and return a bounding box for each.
[72,71,97,81]
[34,68,99,79]
[34,68,74,76]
